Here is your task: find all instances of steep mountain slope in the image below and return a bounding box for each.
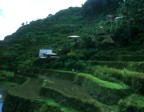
[0,0,127,71]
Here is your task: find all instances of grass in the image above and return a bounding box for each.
[3,69,130,111]
[0,81,18,94]
[118,94,144,111]
[0,70,14,80]
[42,70,130,105]
[119,94,144,108]
[45,77,91,99]
[78,73,128,89]
[40,86,112,112]
[48,69,74,74]
[9,78,42,99]
[1,70,129,112]
[91,66,144,95]
[46,99,78,112]
[34,98,80,112]
[0,81,18,87]
[47,69,129,89]
[94,55,144,61]
[93,66,144,79]
[94,61,144,72]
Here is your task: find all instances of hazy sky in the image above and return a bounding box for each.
[0,0,86,40]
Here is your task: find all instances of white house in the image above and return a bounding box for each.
[68,35,80,39]
[39,49,57,58]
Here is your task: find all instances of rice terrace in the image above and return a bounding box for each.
[0,0,144,112]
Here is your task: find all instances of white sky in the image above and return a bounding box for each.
[0,0,86,40]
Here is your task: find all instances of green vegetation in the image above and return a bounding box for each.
[9,78,41,99]
[44,69,128,89]
[0,0,144,111]
[0,70,14,80]
[94,61,144,72]
[93,66,144,79]
[3,73,113,112]
[0,81,18,93]
[43,99,78,112]
[3,93,78,112]
[45,77,91,99]
[118,94,144,112]
[94,55,144,62]
[40,87,102,112]
[79,72,128,89]
[92,66,144,94]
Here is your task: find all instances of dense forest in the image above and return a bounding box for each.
[0,0,144,112]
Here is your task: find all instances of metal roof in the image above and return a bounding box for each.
[68,35,80,38]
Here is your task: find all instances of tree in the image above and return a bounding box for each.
[82,0,124,18]
[113,0,144,46]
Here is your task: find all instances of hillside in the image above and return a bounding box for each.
[0,0,144,112]
[0,0,128,71]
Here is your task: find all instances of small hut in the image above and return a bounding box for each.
[68,35,80,40]
[97,26,106,35]
[106,15,114,23]
[39,49,58,59]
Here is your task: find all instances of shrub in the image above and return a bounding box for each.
[40,86,101,112]
[64,59,77,69]
[0,70,14,80]
[74,60,87,70]
[118,94,144,112]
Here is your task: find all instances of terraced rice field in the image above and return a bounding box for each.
[2,54,144,112]
[45,78,91,99]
